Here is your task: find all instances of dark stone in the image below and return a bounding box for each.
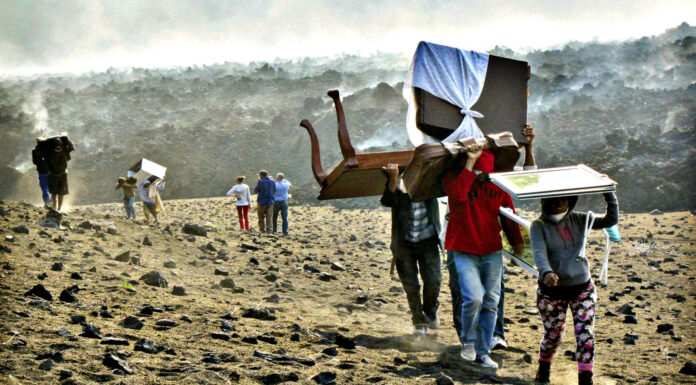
[290,333,300,342]
[220,278,236,288]
[59,369,73,380]
[70,315,86,325]
[139,271,168,287]
[59,289,77,303]
[249,257,260,265]
[259,372,300,385]
[139,304,163,315]
[265,294,281,303]
[114,250,131,262]
[253,349,316,367]
[12,225,29,234]
[657,323,674,334]
[623,315,638,324]
[79,324,102,339]
[605,310,618,317]
[221,321,235,331]
[70,272,82,280]
[180,315,193,323]
[220,311,237,320]
[24,284,53,301]
[331,262,346,271]
[667,293,686,302]
[241,243,260,251]
[182,223,207,237]
[242,336,258,344]
[617,304,635,315]
[102,353,134,375]
[171,286,186,296]
[523,354,533,364]
[242,308,276,321]
[264,273,278,282]
[155,319,177,327]
[214,268,229,276]
[257,334,277,344]
[142,236,152,246]
[163,259,176,268]
[202,353,221,364]
[134,338,163,354]
[680,361,696,375]
[38,358,53,371]
[311,371,337,384]
[303,264,321,274]
[120,316,144,330]
[36,351,65,363]
[56,326,71,336]
[335,334,356,349]
[100,337,129,346]
[318,272,337,281]
[322,347,339,356]
[211,332,230,341]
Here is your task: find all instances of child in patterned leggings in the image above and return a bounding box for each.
[530,192,618,385]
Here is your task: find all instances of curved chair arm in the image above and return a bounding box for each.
[299,119,328,186]
[327,89,359,169]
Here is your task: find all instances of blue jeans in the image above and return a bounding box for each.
[38,173,50,205]
[452,250,503,358]
[272,200,289,235]
[123,197,136,219]
[495,271,506,339]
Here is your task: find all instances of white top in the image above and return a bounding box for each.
[226,183,251,206]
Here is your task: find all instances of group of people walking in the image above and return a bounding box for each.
[226,170,291,235]
[383,126,617,385]
[115,176,166,224]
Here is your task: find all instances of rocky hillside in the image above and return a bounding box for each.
[1,23,694,212]
[0,198,695,384]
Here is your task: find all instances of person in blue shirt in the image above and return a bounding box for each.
[253,170,276,233]
[272,173,291,235]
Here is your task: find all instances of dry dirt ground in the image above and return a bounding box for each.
[0,197,694,385]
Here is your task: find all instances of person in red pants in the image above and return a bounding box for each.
[226,176,251,230]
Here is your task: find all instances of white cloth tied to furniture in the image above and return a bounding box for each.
[404,41,489,146]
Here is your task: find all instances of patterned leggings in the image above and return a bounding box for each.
[537,280,596,371]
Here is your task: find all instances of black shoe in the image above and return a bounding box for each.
[578,370,593,385]
[535,361,550,384]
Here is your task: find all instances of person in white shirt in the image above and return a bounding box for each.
[226,176,252,231]
[138,179,165,224]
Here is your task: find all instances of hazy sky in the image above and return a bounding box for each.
[1,0,694,76]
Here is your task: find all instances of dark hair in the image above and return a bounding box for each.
[236,176,245,183]
[492,147,520,172]
[126,176,137,184]
[259,170,268,177]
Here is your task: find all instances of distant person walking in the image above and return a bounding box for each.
[253,170,275,233]
[31,137,51,208]
[272,173,291,235]
[46,135,74,211]
[227,176,252,231]
[115,176,138,220]
[530,192,618,385]
[138,179,165,224]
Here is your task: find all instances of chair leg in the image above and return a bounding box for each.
[327,89,359,169]
[299,119,328,186]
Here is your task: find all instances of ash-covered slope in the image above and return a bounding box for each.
[1,23,694,212]
[0,198,695,384]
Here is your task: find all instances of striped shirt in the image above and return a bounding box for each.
[405,200,435,243]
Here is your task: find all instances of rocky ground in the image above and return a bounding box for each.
[0,197,695,385]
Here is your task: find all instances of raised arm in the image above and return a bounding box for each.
[591,192,619,229]
[380,163,400,208]
[522,124,536,168]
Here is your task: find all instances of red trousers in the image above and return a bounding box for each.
[236,205,250,230]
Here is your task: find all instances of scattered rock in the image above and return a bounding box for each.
[221,321,235,331]
[142,236,152,246]
[322,347,339,356]
[120,316,144,330]
[135,339,164,354]
[38,358,53,371]
[318,272,337,281]
[657,323,674,334]
[623,315,638,324]
[242,308,277,321]
[680,361,696,375]
[182,223,207,237]
[100,337,129,346]
[311,371,337,384]
[436,374,455,385]
[163,259,176,268]
[259,372,299,385]
[335,334,356,349]
[24,284,52,301]
[114,251,131,262]
[12,225,29,234]
[330,262,346,271]
[211,332,230,341]
[220,278,236,288]
[59,369,73,380]
[171,286,187,296]
[102,353,134,375]
[139,271,168,287]
[70,272,82,280]
[202,353,221,364]
[56,326,71,336]
[79,324,102,339]
[155,319,177,328]
[59,288,78,303]
[214,267,229,276]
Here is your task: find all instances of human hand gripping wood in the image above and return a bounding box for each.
[382,163,400,192]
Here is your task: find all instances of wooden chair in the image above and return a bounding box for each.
[299,90,414,200]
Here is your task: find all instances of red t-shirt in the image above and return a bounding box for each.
[443,168,523,255]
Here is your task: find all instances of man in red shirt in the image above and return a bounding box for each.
[443,145,523,369]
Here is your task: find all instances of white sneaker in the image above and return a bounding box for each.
[412,326,427,335]
[480,355,499,369]
[491,335,508,350]
[460,345,476,361]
